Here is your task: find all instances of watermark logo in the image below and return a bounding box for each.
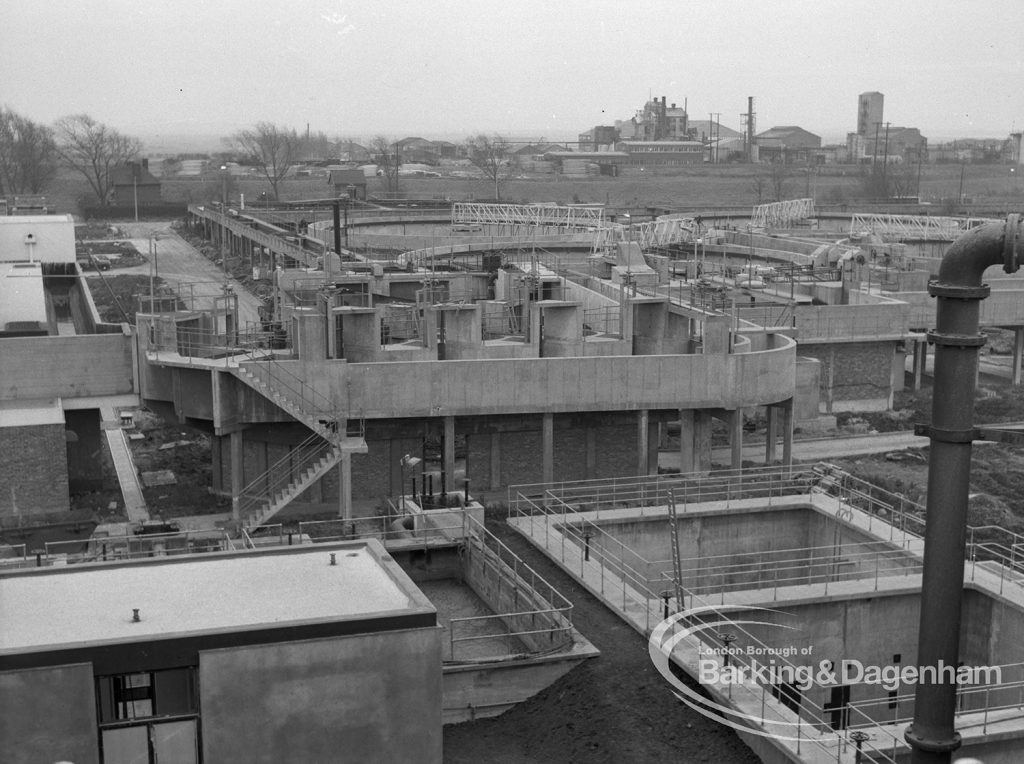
[648,605,1001,742]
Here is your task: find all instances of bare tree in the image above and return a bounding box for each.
[0,107,59,195]
[769,161,791,202]
[53,114,141,204]
[370,135,400,194]
[297,129,336,162]
[888,163,917,200]
[464,134,513,201]
[231,122,297,201]
[750,174,767,204]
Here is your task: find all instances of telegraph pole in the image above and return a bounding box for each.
[709,112,721,163]
[881,122,891,196]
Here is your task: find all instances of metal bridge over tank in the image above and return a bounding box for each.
[452,202,605,232]
[593,216,700,252]
[848,213,1000,242]
[749,198,815,229]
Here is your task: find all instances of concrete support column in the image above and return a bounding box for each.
[678,410,695,474]
[765,406,779,464]
[912,340,927,391]
[637,409,650,475]
[337,453,352,520]
[489,433,501,491]
[585,427,597,480]
[542,412,554,485]
[230,429,243,522]
[1013,327,1024,386]
[694,410,713,475]
[782,401,795,467]
[443,416,456,497]
[729,409,744,470]
[211,435,223,493]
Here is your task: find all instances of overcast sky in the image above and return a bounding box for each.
[2,0,1021,148]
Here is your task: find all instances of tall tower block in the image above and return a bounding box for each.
[858,92,884,137]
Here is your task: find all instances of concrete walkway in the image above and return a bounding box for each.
[99,403,148,524]
[659,430,924,471]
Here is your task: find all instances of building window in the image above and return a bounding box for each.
[96,668,200,764]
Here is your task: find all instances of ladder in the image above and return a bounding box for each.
[667,488,684,613]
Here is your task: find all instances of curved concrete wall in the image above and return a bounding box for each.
[318,334,795,419]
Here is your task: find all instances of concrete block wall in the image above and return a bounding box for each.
[200,628,442,763]
[465,418,639,492]
[0,663,99,764]
[0,335,134,401]
[799,341,897,412]
[0,424,70,517]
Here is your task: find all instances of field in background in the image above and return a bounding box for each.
[42,162,1024,219]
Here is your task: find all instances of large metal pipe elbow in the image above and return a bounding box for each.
[935,215,1022,287]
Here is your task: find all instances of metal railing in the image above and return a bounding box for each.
[146,324,278,362]
[450,514,574,662]
[243,510,575,663]
[582,306,621,337]
[650,542,921,602]
[844,661,1024,732]
[507,462,1024,759]
[509,465,819,517]
[2,529,236,568]
[238,354,339,422]
[235,432,340,525]
[508,488,902,762]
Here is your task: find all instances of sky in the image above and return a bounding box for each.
[2,0,1022,150]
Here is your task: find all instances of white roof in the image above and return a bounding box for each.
[0,261,47,329]
[1,541,430,655]
[0,214,74,225]
[0,398,63,428]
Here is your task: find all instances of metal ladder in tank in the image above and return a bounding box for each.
[667,488,684,614]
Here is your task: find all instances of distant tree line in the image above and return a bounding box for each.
[0,105,141,205]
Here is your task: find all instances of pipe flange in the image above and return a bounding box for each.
[926,330,987,347]
[904,727,962,753]
[1005,213,1022,274]
[914,423,977,443]
[927,281,991,300]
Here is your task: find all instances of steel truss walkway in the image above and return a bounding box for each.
[849,213,1000,241]
[452,201,605,231]
[750,198,815,229]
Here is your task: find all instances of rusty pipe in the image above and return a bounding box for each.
[906,215,1022,764]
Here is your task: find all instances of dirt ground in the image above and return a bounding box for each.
[128,409,227,521]
[443,508,761,764]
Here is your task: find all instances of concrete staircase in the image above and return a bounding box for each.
[231,362,360,446]
[237,436,344,528]
[230,358,367,527]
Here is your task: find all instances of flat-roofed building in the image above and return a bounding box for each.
[0,540,441,764]
[0,214,76,264]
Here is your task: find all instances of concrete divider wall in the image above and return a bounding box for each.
[794,301,909,341]
[462,540,571,656]
[0,334,134,400]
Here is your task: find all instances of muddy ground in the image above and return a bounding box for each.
[444,507,761,764]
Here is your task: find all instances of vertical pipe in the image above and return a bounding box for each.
[906,217,1020,764]
[332,201,341,267]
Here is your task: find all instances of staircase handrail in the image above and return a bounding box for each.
[236,432,338,523]
[240,352,350,431]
